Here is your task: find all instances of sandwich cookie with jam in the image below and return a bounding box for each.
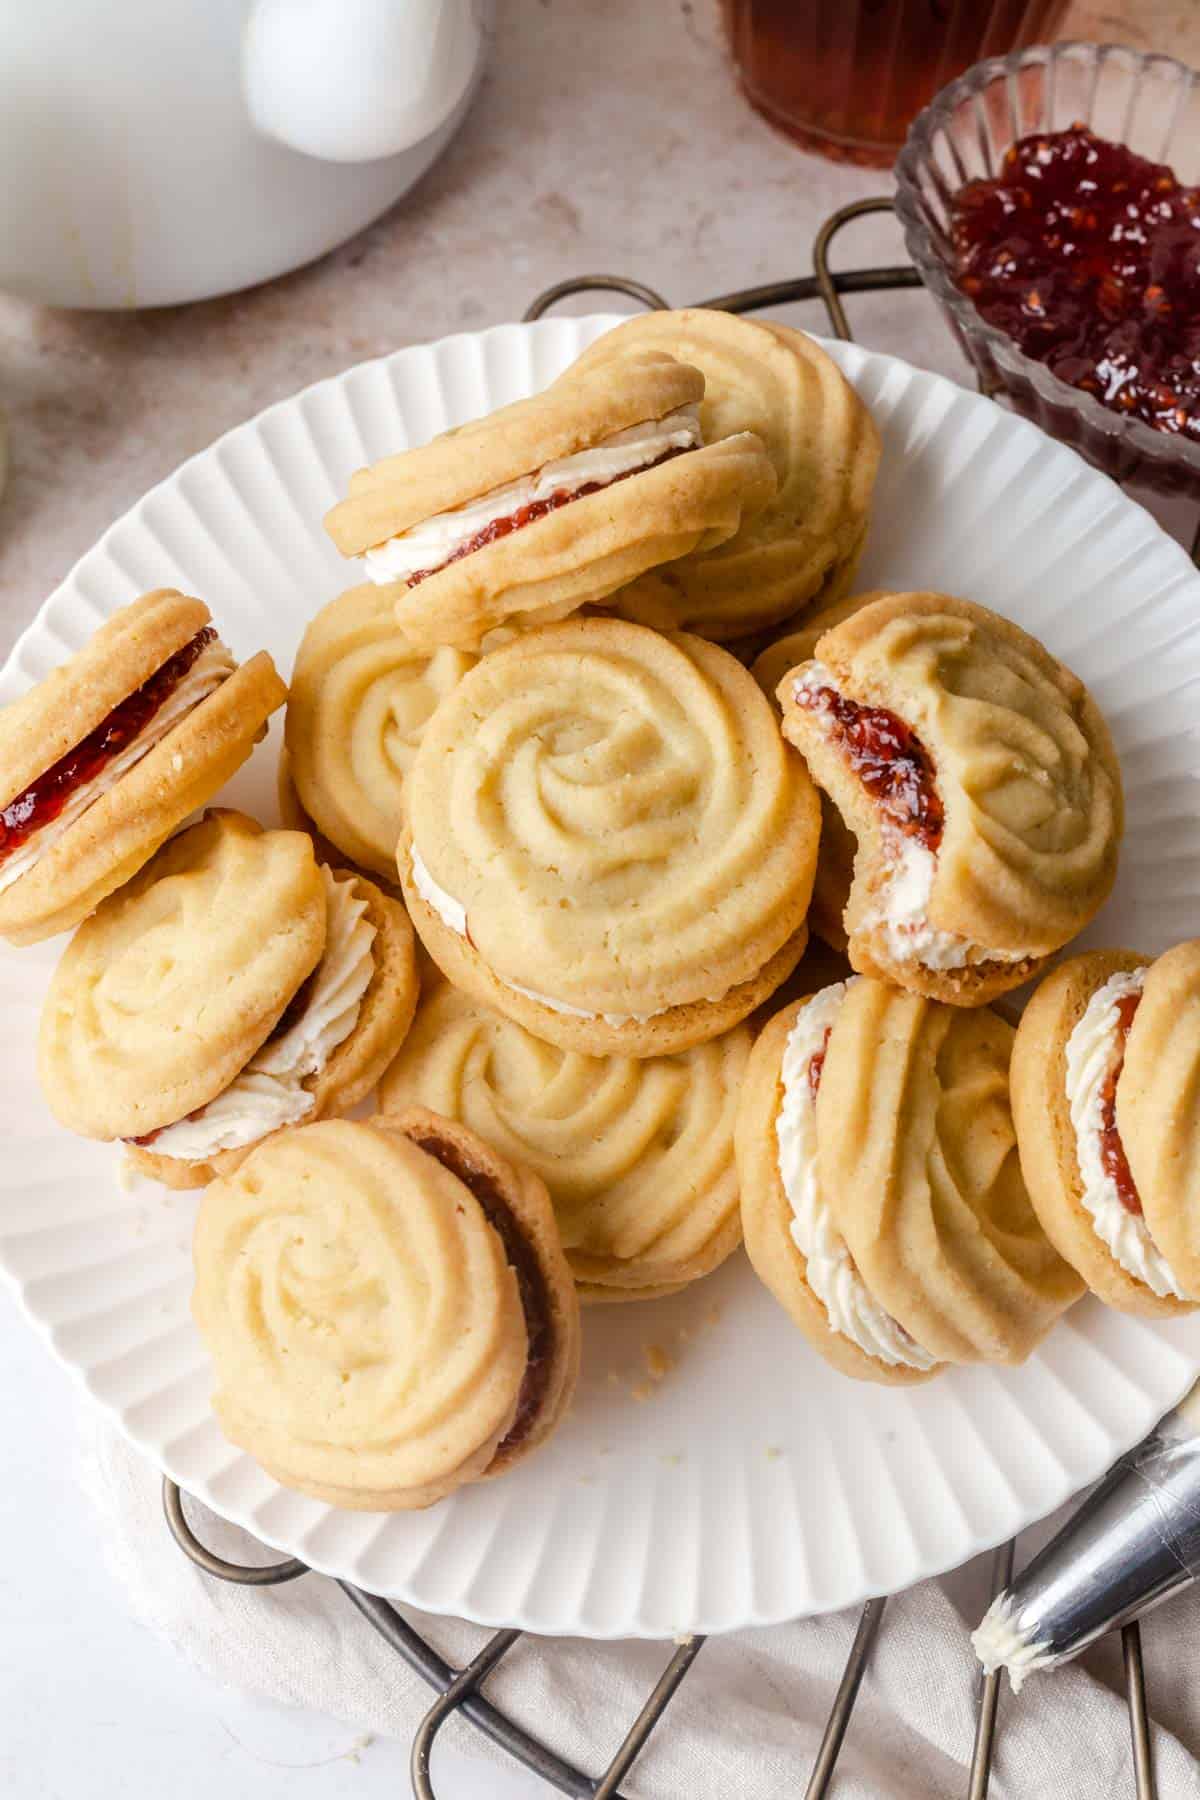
[0,589,285,944]
[737,975,1084,1383]
[777,591,1123,1006]
[380,979,752,1302]
[323,351,777,650]
[400,616,820,1057]
[193,1110,581,1509]
[1011,944,1200,1318]
[38,811,418,1187]
[568,308,881,643]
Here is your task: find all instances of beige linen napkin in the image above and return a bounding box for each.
[82,1414,1200,1797]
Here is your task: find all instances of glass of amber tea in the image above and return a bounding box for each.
[722,0,1069,166]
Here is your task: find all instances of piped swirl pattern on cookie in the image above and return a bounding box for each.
[780,591,1122,1004]
[404,617,819,1023]
[380,983,750,1296]
[192,1118,531,1508]
[39,812,326,1141]
[571,311,880,640]
[285,584,476,879]
[819,980,1083,1364]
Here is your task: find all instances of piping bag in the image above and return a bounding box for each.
[973,1381,1200,1690]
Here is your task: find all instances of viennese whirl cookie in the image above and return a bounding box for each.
[401,617,819,1056]
[324,351,776,650]
[38,811,418,1187]
[1011,946,1200,1317]
[380,982,750,1301]
[283,584,477,880]
[570,310,880,641]
[737,976,1083,1383]
[192,1110,581,1509]
[778,592,1123,1006]
[0,590,285,945]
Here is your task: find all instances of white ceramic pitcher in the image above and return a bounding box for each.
[0,0,490,308]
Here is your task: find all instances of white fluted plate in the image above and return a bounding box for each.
[3,316,1200,1639]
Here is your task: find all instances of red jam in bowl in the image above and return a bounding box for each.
[950,125,1200,440]
[796,683,945,851]
[0,626,217,871]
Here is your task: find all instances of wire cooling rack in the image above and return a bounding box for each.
[163,198,1193,1800]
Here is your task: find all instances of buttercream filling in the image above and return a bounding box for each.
[971,1596,1055,1693]
[1065,967,1184,1298]
[0,633,236,899]
[360,406,704,588]
[792,663,1028,971]
[409,843,672,1025]
[407,1126,553,1456]
[777,979,938,1370]
[135,868,376,1163]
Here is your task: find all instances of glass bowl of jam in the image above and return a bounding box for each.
[895,41,1200,497]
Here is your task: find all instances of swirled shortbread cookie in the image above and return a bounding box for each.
[39,811,418,1187]
[753,592,886,950]
[569,311,879,640]
[778,592,1123,1006]
[738,982,938,1383]
[380,982,750,1299]
[192,1111,581,1508]
[401,617,818,1055]
[324,351,776,650]
[819,979,1083,1363]
[1012,948,1197,1316]
[739,977,1081,1381]
[284,585,477,879]
[0,589,285,945]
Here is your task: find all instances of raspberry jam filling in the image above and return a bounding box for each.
[405,443,691,587]
[806,1028,832,1099]
[0,626,218,871]
[795,682,945,851]
[950,125,1200,440]
[1097,990,1143,1216]
[411,1128,553,1456]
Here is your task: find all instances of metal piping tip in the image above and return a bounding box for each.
[973,1387,1200,1691]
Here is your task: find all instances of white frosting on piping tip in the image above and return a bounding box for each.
[972,1595,1055,1693]
[777,979,937,1371]
[1065,967,1185,1299]
[145,867,375,1162]
[360,406,703,585]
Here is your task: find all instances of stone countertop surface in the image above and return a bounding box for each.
[3,0,1196,666]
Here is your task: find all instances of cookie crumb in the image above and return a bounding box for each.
[673,1632,694,1646]
[116,1156,135,1194]
[766,1446,783,1461]
[661,1451,683,1466]
[706,1303,723,1326]
[606,1370,621,1388]
[644,1342,673,1381]
[631,1381,652,1403]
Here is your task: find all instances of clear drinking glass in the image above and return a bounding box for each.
[722,0,1069,167]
